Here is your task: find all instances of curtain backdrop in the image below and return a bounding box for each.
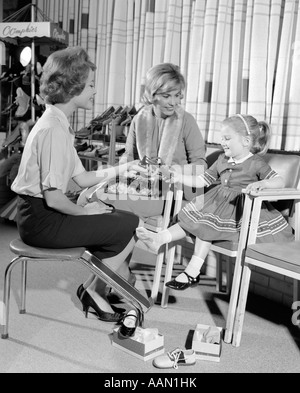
[33,0,300,151]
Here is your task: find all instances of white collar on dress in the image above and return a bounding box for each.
[228,152,253,164]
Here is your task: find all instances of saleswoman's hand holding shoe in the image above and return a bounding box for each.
[84,201,114,215]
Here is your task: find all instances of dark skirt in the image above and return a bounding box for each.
[16,195,139,260]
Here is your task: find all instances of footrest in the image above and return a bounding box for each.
[80,251,154,315]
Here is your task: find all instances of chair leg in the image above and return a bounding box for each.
[224,254,246,343]
[1,257,24,339]
[232,264,252,347]
[215,253,223,292]
[20,260,28,314]
[225,258,233,295]
[161,242,177,308]
[151,246,166,302]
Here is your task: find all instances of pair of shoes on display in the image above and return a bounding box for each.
[1,124,22,148]
[76,106,116,138]
[153,348,196,369]
[75,142,89,153]
[78,146,98,157]
[91,106,116,129]
[95,146,110,157]
[102,106,124,126]
[77,284,123,323]
[118,308,141,339]
[165,272,201,291]
[1,102,18,116]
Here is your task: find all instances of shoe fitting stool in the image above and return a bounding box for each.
[1,238,153,339]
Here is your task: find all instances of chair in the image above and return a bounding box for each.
[1,239,153,339]
[140,188,175,302]
[231,186,300,347]
[160,153,300,345]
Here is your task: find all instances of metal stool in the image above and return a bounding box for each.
[1,238,153,339]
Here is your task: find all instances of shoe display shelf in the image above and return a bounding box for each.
[76,134,127,170]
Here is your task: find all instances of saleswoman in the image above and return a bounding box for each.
[11,46,142,323]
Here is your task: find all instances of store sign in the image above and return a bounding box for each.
[0,22,68,44]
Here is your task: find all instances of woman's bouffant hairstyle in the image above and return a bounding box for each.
[142,63,185,105]
[222,114,271,155]
[40,46,96,105]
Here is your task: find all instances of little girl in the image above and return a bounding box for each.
[136,114,294,290]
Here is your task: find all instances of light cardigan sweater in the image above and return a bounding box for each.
[121,105,207,168]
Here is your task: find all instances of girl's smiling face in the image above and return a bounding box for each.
[220,125,250,160]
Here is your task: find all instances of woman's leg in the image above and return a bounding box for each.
[136,223,187,253]
[83,220,143,313]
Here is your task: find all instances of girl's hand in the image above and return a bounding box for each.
[244,180,266,194]
[83,201,113,215]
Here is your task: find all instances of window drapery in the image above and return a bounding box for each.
[33,0,300,151]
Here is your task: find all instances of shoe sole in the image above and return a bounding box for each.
[153,361,196,369]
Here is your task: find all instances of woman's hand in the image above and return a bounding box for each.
[83,201,113,215]
[163,167,182,183]
[127,160,144,173]
[244,180,267,194]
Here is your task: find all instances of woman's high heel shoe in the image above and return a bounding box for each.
[77,284,85,300]
[77,288,123,323]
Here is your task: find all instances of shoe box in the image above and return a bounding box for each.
[112,326,165,362]
[191,324,223,362]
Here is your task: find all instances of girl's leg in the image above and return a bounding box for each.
[136,223,187,253]
[173,238,211,283]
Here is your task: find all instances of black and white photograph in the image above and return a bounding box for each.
[0,0,299,375]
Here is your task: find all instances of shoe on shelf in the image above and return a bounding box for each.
[1,101,18,116]
[93,106,115,123]
[120,115,133,126]
[77,285,123,323]
[2,123,22,148]
[76,125,93,139]
[15,87,30,117]
[75,142,89,152]
[118,309,141,339]
[95,146,110,157]
[165,272,200,291]
[153,348,196,369]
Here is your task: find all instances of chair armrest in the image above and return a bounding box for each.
[242,188,300,201]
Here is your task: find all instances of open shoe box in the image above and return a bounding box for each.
[192,324,223,362]
[112,327,165,362]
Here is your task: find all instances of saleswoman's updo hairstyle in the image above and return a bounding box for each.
[40,46,96,105]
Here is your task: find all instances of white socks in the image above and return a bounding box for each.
[177,255,204,283]
[160,229,173,244]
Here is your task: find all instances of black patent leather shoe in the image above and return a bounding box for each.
[165,272,200,291]
[118,309,140,339]
[77,288,123,323]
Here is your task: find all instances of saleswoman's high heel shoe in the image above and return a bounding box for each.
[77,288,123,323]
